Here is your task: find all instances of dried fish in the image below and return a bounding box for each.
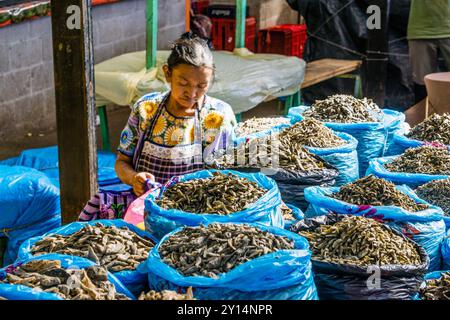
[30,223,154,272]
[156,172,266,215]
[235,117,291,137]
[385,146,450,175]
[299,215,422,266]
[281,203,295,221]
[415,178,450,216]
[0,260,130,300]
[279,118,346,148]
[139,287,195,300]
[331,175,429,212]
[159,223,295,278]
[419,272,450,300]
[407,113,450,145]
[303,94,382,123]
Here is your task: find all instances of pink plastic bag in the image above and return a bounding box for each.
[123,180,162,227]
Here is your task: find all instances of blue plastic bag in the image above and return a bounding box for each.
[12,145,120,187]
[366,156,450,189]
[283,204,305,230]
[144,169,284,240]
[383,109,406,156]
[17,219,157,297]
[441,230,450,270]
[0,166,61,266]
[288,106,390,177]
[146,222,318,300]
[304,185,446,271]
[0,254,135,300]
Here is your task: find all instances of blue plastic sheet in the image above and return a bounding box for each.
[11,146,120,187]
[144,170,284,240]
[283,204,305,230]
[0,254,135,300]
[17,219,157,297]
[304,185,446,271]
[366,156,450,189]
[0,165,61,266]
[146,222,318,300]
[288,106,393,177]
[442,229,450,270]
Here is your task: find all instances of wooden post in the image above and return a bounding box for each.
[146,0,158,70]
[365,0,390,106]
[50,0,98,224]
[235,0,247,48]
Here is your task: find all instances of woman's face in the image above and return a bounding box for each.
[163,64,214,109]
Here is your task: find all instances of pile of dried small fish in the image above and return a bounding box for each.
[30,223,154,272]
[303,94,382,123]
[211,134,328,172]
[385,146,450,175]
[281,203,295,221]
[278,118,346,148]
[156,172,266,214]
[235,117,291,137]
[139,287,195,300]
[419,272,450,300]
[415,179,450,216]
[407,113,450,145]
[159,223,295,278]
[299,215,422,266]
[331,175,429,212]
[0,260,129,300]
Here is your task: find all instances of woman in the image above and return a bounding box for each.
[80,34,236,221]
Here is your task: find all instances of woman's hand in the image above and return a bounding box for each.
[132,172,156,196]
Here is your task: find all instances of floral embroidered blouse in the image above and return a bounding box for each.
[118,91,237,159]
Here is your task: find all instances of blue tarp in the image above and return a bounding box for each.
[17,219,157,297]
[304,185,446,271]
[0,165,61,266]
[366,156,450,189]
[144,169,284,240]
[146,222,318,300]
[0,254,135,300]
[441,229,450,270]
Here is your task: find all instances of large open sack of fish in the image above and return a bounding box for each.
[415,179,450,228]
[206,132,339,211]
[367,146,450,189]
[291,214,429,300]
[386,114,450,156]
[287,95,405,176]
[414,271,450,300]
[16,220,156,296]
[303,175,446,271]
[0,254,134,300]
[441,230,450,271]
[0,166,61,266]
[146,222,318,300]
[144,170,283,239]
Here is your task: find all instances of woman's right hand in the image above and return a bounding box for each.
[132,172,156,196]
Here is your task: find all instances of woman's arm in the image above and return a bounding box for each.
[115,153,155,196]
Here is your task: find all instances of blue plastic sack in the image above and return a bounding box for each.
[288,106,390,177]
[13,146,120,187]
[386,133,450,157]
[0,254,135,300]
[283,204,305,230]
[304,185,446,271]
[0,157,19,166]
[146,222,318,300]
[144,169,284,240]
[366,156,450,189]
[0,165,61,266]
[441,229,450,270]
[383,109,406,156]
[16,219,157,297]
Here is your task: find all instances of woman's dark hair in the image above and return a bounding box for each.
[167,32,215,71]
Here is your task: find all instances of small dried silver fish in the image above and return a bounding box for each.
[407,113,450,145]
[419,272,450,300]
[139,287,195,300]
[236,117,291,137]
[415,178,450,216]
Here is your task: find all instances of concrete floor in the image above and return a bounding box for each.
[0,100,284,161]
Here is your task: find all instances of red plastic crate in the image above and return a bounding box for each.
[211,17,256,52]
[191,0,210,15]
[258,24,307,59]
